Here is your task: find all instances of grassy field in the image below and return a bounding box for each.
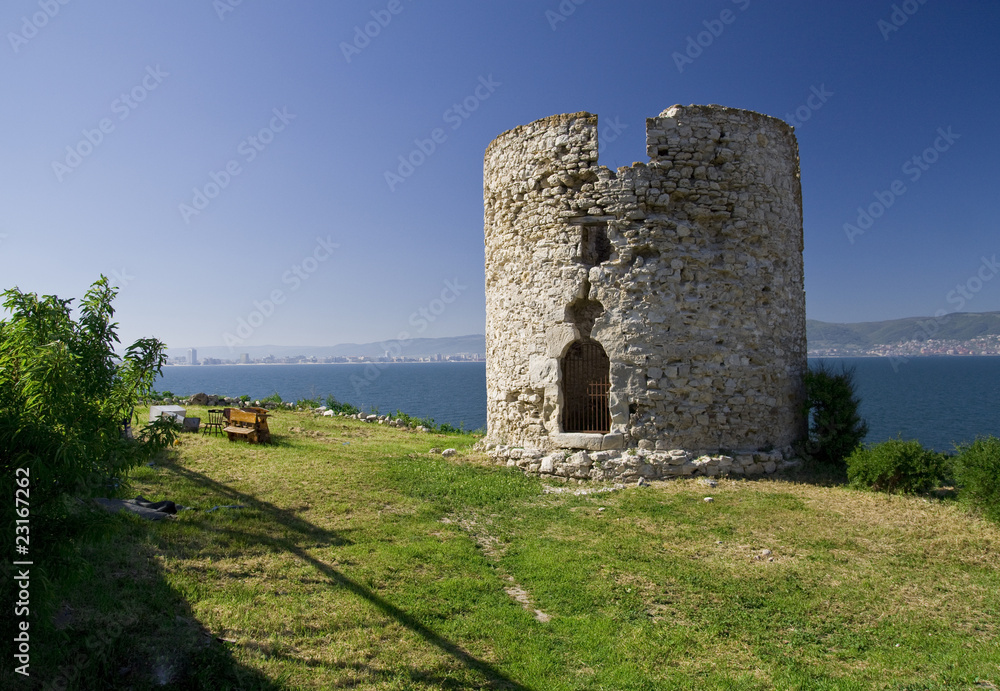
[13,407,1000,689]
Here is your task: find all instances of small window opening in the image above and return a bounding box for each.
[580,224,611,266]
[562,340,611,434]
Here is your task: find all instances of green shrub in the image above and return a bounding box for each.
[846,438,946,494]
[799,363,868,466]
[325,395,359,415]
[0,277,176,547]
[393,409,417,427]
[953,436,1000,522]
[260,391,283,404]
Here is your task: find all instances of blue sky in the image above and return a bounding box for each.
[1,0,997,351]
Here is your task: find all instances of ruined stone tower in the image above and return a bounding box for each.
[482,105,807,480]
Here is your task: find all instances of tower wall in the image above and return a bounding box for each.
[483,105,807,470]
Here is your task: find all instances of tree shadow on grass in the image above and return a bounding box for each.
[768,459,849,487]
[255,649,521,690]
[5,510,286,691]
[162,463,532,690]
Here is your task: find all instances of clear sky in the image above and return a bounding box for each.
[2,0,997,352]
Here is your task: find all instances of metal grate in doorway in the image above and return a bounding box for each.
[562,340,611,433]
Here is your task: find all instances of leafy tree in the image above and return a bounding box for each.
[798,362,868,466]
[0,277,175,545]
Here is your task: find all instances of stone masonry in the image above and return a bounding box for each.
[482,105,807,481]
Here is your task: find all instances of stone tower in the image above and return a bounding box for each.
[482,105,807,480]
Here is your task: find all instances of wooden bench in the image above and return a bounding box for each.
[224,408,271,444]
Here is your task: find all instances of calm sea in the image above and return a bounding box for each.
[156,357,1000,451]
[157,362,488,431]
[813,356,1000,451]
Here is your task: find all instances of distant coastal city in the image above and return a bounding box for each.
[808,334,1000,358]
[167,348,486,366]
[166,315,1000,365]
[167,337,1000,366]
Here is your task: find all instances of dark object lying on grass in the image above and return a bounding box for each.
[94,495,183,521]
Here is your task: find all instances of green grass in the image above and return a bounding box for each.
[9,407,1000,689]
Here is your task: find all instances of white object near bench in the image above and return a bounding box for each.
[149,405,186,423]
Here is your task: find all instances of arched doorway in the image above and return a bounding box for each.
[561,340,611,433]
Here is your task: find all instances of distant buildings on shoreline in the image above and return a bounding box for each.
[809,334,1000,358]
[168,335,1000,365]
[165,352,486,366]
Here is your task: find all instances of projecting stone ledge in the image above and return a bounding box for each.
[548,432,624,451]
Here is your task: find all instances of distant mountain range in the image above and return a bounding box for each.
[167,313,1000,361]
[807,311,1000,350]
[166,334,487,361]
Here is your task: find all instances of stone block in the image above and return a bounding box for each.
[551,433,604,451]
[539,455,556,474]
[601,433,624,450]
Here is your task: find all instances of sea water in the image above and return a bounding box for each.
[157,362,488,431]
[156,357,1000,450]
